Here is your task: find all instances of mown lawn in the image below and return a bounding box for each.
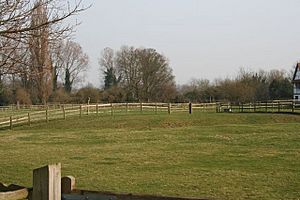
[0,112,299,200]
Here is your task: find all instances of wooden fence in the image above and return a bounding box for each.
[218,100,300,114]
[0,103,217,129]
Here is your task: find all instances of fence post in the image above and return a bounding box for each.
[96,103,99,115]
[111,103,114,116]
[241,103,244,113]
[189,102,192,114]
[63,106,66,120]
[254,102,256,112]
[265,102,268,112]
[32,163,61,200]
[87,104,89,115]
[140,103,143,113]
[168,103,171,114]
[46,107,48,123]
[28,113,31,126]
[292,100,295,113]
[80,105,82,117]
[10,116,12,130]
[126,103,128,113]
[278,102,280,112]
[155,103,158,114]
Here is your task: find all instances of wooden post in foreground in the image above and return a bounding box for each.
[33,163,61,200]
[168,103,171,114]
[61,176,76,194]
[189,103,192,114]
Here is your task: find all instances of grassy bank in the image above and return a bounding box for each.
[0,112,299,200]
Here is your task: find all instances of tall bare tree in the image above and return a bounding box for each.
[28,1,53,103]
[99,47,120,90]
[0,0,87,75]
[138,48,175,102]
[59,40,89,93]
[113,46,175,102]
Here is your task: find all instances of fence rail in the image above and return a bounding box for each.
[1,100,299,130]
[0,102,217,129]
[218,100,300,113]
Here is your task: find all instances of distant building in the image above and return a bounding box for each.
[292,63,300,101]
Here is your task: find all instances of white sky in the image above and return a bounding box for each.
[71,0,300,87]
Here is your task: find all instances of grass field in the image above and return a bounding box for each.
[0,111,299,200]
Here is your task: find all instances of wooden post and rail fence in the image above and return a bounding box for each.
[217,100,300,114]
[0,163,211,200]
[0,103,217,130]
[0,100,299,130]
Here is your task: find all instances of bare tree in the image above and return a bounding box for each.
[137,48,175,102]
[0,0,88,75]
[28,1,53,103]
[59,40,89,93]
[99,47,120,89]
[115,46,141,101]
[114,46,175,102]
[0,0,86,37]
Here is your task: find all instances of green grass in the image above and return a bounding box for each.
[0,112,300,200]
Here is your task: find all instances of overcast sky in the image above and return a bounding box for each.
[72,0,300,87]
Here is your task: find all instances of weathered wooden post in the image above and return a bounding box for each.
[62,106,66,120]
[96,103,99,115]
[265,102,268,112]
[46,107,49,123]
[278,102,280,112]
[79,105,82,117]
[32,163,61,200]
[61,176,76,194]
[87,97,90,115]
[28,113,31,126]
[140,103,143,113]
[292,100,295,113]
[111,103,114,116]
[155,103,158,114]
[10,116,13,130]
[189,103,192,114]
[126,103,128,113]
[168,103,171,114]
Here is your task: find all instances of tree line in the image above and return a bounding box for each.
[0,43,294,105]
[177,68,293,103]
[0,1,294,105]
